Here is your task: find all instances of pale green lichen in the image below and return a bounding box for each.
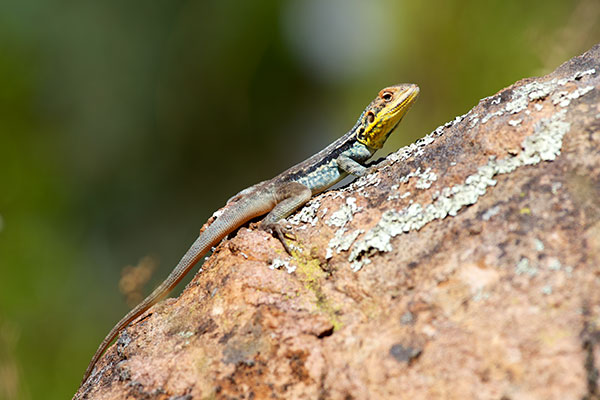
[177,331,195,338]
[515,257,538,276]
[482,205,501,221]
[483,68,595,122]
[541,285,553,295]
[346,172,381,197]
[387,184,400,200]
[325,197,364,259]
[325,197,361,228]
[551,85,594,107]
[548,258,562,271]
[415,168,438,189]
[551,182,562,194]
[288,198,321,228]
[269,258,297,274]
[534,238,545,252]
[326,228,363,259]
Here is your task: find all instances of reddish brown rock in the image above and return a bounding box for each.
[75,44,600,400]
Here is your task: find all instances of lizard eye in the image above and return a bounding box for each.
[366,112,375,123]
[381,92,393,102]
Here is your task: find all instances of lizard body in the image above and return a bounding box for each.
[81,83,419,385]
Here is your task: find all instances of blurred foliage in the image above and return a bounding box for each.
[0,0,598,398]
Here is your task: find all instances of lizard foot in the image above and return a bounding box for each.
[261,221,296,255]
[357,164,381,177]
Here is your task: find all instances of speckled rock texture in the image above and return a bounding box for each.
[75,45,600,400]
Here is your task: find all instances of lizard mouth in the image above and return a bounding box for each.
[389,84,420,117]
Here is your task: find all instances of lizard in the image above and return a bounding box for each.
[81,83,419,386]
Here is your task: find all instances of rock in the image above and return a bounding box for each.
[75,44,600,400]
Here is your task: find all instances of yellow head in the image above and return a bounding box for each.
[356,83,420,149]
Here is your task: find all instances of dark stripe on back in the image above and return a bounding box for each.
[273,123,360,183]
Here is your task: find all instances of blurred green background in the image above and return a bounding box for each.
[0,0,598,398]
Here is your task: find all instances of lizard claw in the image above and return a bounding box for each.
[262,222,295,255]
[281,224,296,241]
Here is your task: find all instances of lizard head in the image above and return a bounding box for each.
[356,83,419,149]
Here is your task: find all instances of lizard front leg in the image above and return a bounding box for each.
[337,155,368,176]
[260,182,312,254]
[336,144,374,177]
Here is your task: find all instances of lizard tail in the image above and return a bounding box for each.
[81,194,275,386]
[80,234,210,385]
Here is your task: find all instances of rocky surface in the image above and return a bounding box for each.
[75,44,600,400]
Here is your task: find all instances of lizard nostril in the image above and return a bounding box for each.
[367,112,375,123]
